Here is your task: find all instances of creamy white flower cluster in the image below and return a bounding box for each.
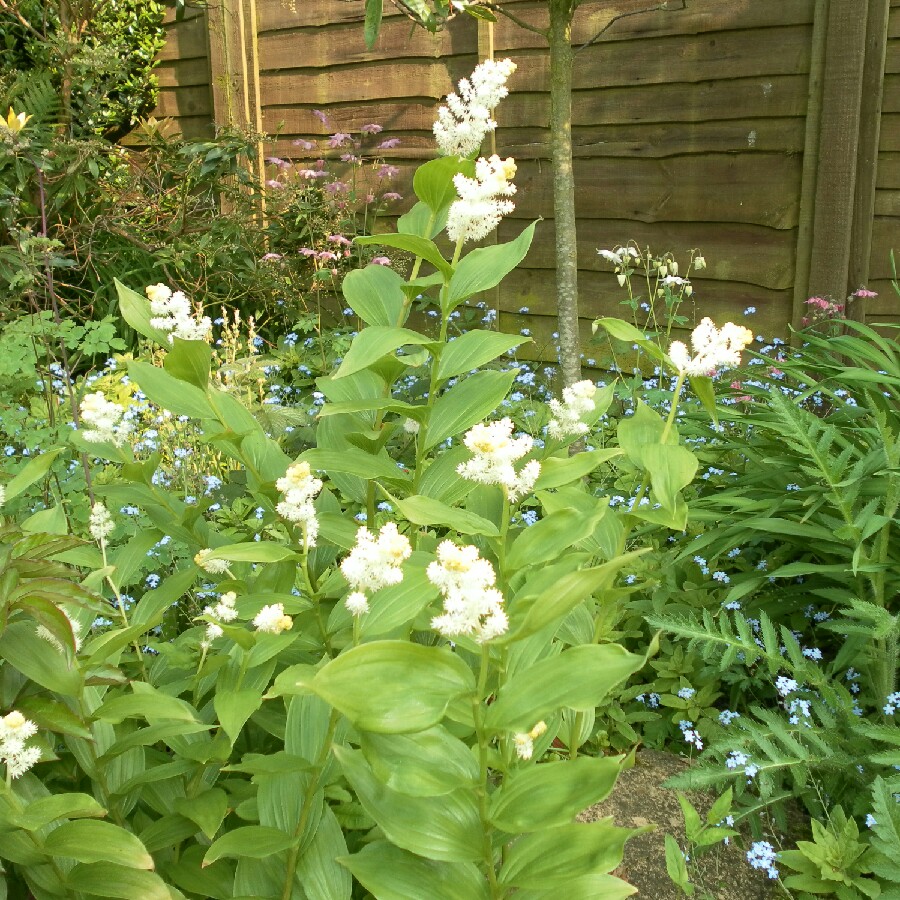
[514,720,548,760]
[446,154,517,245]
[0,710,40,779]
[0,484,5,507]
[89,502,114,544]
[194,548,229,574]
[434,58,516,158]
[200,590,238,647]
[146,283,212,343]
[276,461,323,546]
[457,418,540,501]
[79,391,131,446]
[429,541,508,642]
[341,523,412,616]
[668,317,754,377]
[548,379,597,439]
[252,602,292,634]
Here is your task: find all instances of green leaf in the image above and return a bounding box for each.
[203,826,295,866]
[632,444,698,514]
[486,644,644,733]
[94,685,199,724]
[490,756,623,832]
[0,621,82,695]
[508,552,646,641]
[513,874,637,900]
[164,338,212,389]
[364,0,383,48]
[437,331,528,381]
[414,157,472,216]
[387,492,499,536]
[689,374,718,426]
[20,505,68,535]
[356,234,453,279]
[44,820,154,869]
[397,200,444,240]
[447,222,535,308]
[4,448,64,501]
[311,641,475,733]
[591,317,668,364]
[66,863,171,900]
[499,821,633,888]
[295,805,352,900]
[336,747,482,862]
[300,447,410,483]
[425,368,517,450]
[340,841,490,900]
[360,563,440,638]
[128,360,215,419]
[214,689,263,744]
[335,326,433,379]
[14,794,106,831]
[361,726,478,796]
[664,834,694,895]
[174,789,229,841]
[533,448,622,491]
[507,506,608,572]
[115,279,171,346]
[201,542,297,564]
[342,265,407,327]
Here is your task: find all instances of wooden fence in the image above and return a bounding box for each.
[152,0,899,352]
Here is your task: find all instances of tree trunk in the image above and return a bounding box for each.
[548,0,581,386]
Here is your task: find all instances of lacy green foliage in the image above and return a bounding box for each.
[0,0,165,139]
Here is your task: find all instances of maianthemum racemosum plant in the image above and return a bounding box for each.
[0,60,756,900]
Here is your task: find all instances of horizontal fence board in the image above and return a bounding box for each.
[877,152,900,188]
[499,269,792,332]
[156,85,214,119]
[157,56,211,89]
[512,155,802,228]
[158,11,209,61]
[500,118,806,158]
[887,38,900,74]
[885,74,900,111]
[266,117,806,161]
[502,218,797,291]
[874,190,900,216]
[871,218,900,279]
[865,281,900,314]
[257,0,814,36]
[258,24,810,89]
[881,113,900,151]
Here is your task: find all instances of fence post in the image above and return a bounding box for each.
[802,0,868,322]
[848,0,891,320]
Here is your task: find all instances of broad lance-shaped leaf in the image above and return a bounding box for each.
[335,747,483,863]
[43,820,154,869]
[414,156,474,215]
[446,221,535,308]
[115,278,171,346]
[384,492,499,536]
[4,448,64,501]
[355,233,453,279]
[341,265,407,327]
[339,841,490,900]
[437,330,529,381]
[203,826,295,866]
[163,337,211,389]
[128,360,215,419]
[309,640,475,733]
[485,644,644,733]
[490,756,623,833]
[425,368,517,450]
[335,326,434,379]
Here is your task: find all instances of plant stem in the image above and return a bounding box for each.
[472,645,502,898]
[280,709,340,900]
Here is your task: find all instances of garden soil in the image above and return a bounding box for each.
[581,749,778,899]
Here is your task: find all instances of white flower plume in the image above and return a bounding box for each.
[457,418,540,501]
[146,283,212,343]
[547,380,597,439]
[446,154,517,245]
[341,522,412,616]
[428,541,508,643]
[276,461,323,546]
[79,392,131,446]
[434,58,517,158]
[0,710,40,779]
[668,317,754,377]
